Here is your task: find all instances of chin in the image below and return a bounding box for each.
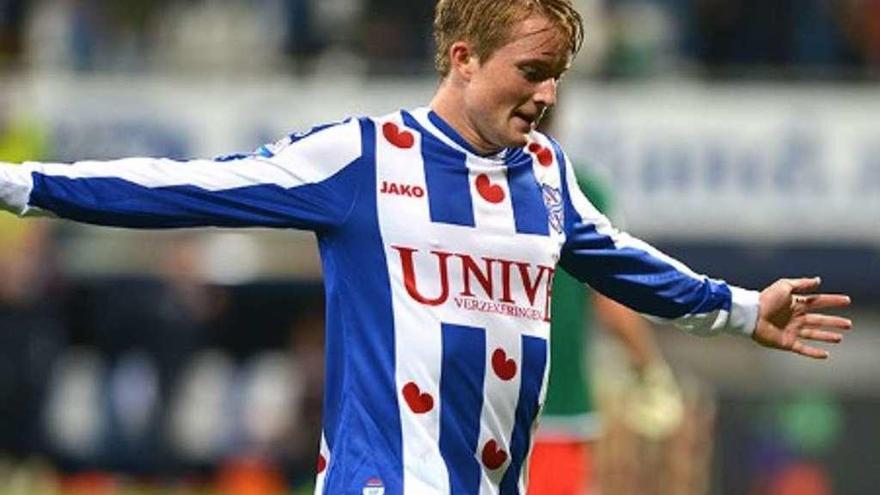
[502,132,529,149]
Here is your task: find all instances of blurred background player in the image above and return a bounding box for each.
[528,108,683,495]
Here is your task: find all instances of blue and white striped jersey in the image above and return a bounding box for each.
[0,107,759,494]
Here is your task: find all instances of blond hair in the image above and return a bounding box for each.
[433,0,584,77]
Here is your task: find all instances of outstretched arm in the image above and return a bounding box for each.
[551,141,851,358]
[0,119,363,231]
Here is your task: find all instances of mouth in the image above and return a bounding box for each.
[513,106,549,131]
[513,111,537,129]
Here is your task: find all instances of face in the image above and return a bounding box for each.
[460,14,571,153]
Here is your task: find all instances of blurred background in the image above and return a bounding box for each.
[0,0,878,494]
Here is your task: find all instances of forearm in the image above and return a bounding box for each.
[561,226,760,338]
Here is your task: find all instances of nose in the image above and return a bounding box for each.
[533,78,558,108]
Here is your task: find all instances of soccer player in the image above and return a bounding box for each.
[0,1,851,493]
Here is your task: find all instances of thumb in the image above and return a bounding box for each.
[787,277,822,294]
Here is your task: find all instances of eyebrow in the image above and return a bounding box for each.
[517,57,569,74]
[519,57,551,65]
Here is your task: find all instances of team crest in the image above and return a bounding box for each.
[541,183,564,234]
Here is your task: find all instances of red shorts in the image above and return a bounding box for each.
[527,440,593,495]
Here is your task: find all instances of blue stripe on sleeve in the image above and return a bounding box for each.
[560,224,732,318]
[500,335,547,493]
[551,138,732,319]
[439,323,486,494]
[28,165,359,231]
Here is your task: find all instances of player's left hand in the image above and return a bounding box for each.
[752,277,852,359]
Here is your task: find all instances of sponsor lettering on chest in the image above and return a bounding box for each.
[392,246,555,322]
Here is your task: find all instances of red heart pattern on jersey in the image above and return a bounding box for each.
[383,122,415,149]
[402,381,434,413]
[528,143,554,167]
[481,440,508,470]
[491,348,517,381]
[317,454,327,474]
[475,174,505,203]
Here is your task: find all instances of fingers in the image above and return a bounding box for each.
[790,340,830,359]
[793,314,851,344]
[800,294,851,311]
[756,330,832,359]
[781,278,851,309]
[785,277,822,294]
[803,314,852,330]
[798,328,843,343]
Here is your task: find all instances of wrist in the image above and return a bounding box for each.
[727,286,760,338]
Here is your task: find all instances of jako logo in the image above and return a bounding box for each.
[392,246,554,322]
[380,181,425,198]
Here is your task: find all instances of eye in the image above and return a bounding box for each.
[519,65,548,83]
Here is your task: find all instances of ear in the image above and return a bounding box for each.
[448,41,479,81]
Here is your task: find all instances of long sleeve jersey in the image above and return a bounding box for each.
[0,107,759,494]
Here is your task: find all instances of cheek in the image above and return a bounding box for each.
[468,88,502,121]
[497,83,531,111]
[485,91,518,119]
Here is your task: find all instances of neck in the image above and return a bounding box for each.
[429,80,501,156]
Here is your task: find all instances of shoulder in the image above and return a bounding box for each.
[527,131,614,213]
[241,117,365,169]
[357,108,422,130]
